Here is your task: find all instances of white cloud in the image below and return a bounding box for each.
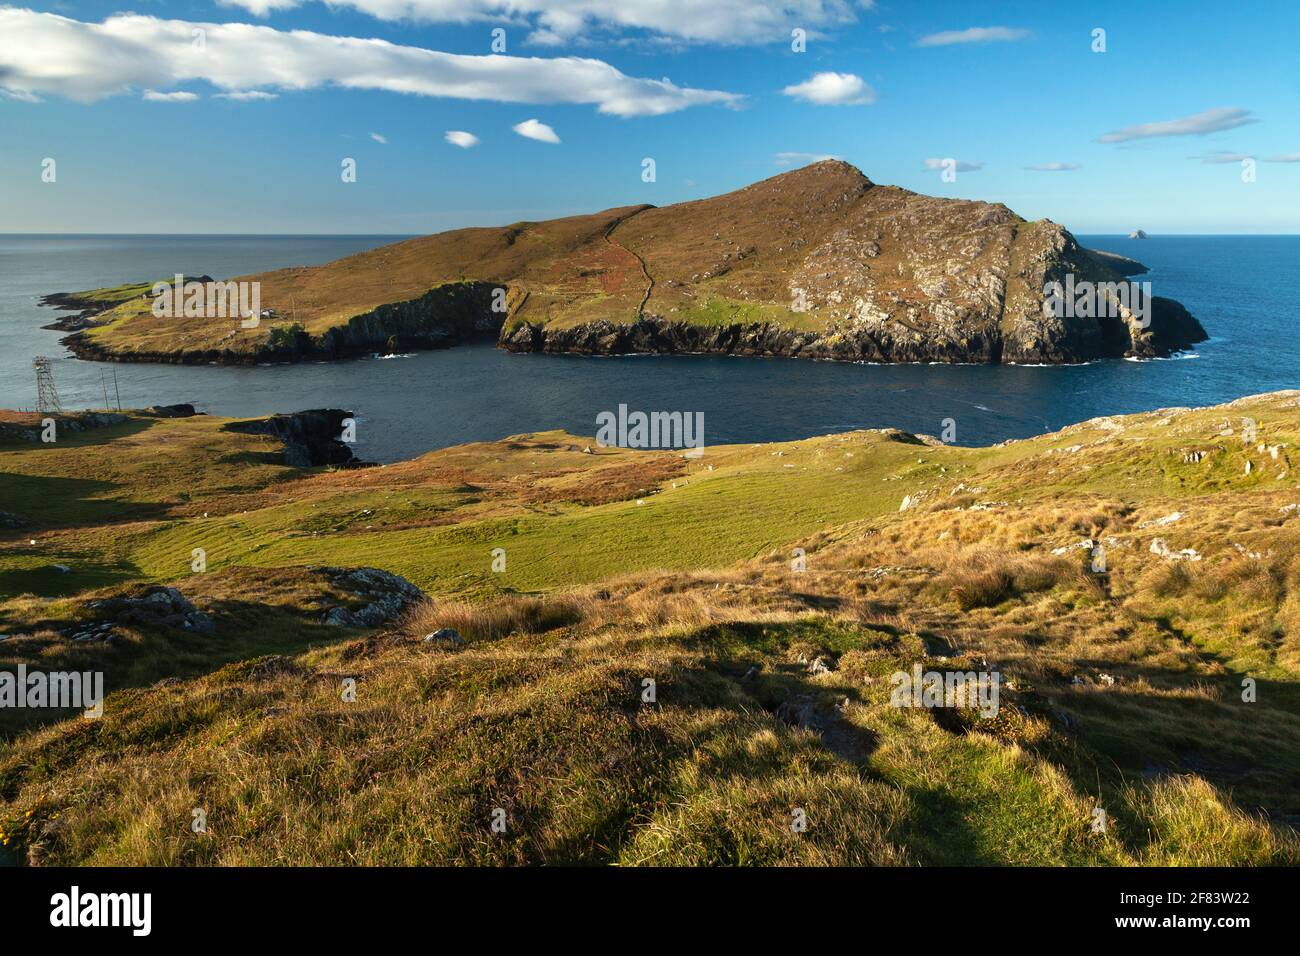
[782,72,875,106]
[0,8,741,117]
[217,0,861,46]
[142,89,199,101]
[1264,153,1300,163]
[1025,162,1081,171]
[214,90,279,100]
[923,158,983,172]
[774,151,841,166]
[513,118,560,143]
[370,132,388,144]
[445,130,479,148]
[220,0,300,14]
[1198,151,1252,164]
[526,29,568,47]
[917,26,1030,47]
[1098,107,1257,144]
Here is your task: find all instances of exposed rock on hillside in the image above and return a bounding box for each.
[87,586,215,636]
[0,411,129,442]
[318,567,424,628]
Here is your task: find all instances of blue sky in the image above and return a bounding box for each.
[2,0,1298,234]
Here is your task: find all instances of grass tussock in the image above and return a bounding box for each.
[402,593,591,644]
[1127,775,1299,866]
[935,551,1087,611]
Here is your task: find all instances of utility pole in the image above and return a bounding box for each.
[33,356,63,414]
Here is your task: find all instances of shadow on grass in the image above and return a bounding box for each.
[0,469,174,530]
[0,556,144,599]
[681,617,1297,861]
[217,450,286,467]
[0,595,359,741]
[1033,656,1300,832]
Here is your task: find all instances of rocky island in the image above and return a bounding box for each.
[44,161,1205,366]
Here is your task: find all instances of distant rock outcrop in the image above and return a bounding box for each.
[224,409,362,467]
[1083,248,1149,277]
[145,403,201,418]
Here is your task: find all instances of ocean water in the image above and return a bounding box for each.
[0,233,1296,462]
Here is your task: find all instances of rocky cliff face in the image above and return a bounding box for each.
[498,294,1204,363]
[224,410,364,467]
[306,282,503,359]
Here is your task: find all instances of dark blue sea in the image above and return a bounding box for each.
[1,234,1296,461]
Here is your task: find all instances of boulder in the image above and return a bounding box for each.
[88,586,215,634]
[423,628,465,646]
[318,566,424,628]
[146,403,200,418]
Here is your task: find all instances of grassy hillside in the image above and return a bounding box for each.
[2,393,1299,864]
[59,205,650,360]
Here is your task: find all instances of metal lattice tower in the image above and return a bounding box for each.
[33,356,63,414]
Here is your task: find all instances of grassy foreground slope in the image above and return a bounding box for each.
[1,393,1299,864]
